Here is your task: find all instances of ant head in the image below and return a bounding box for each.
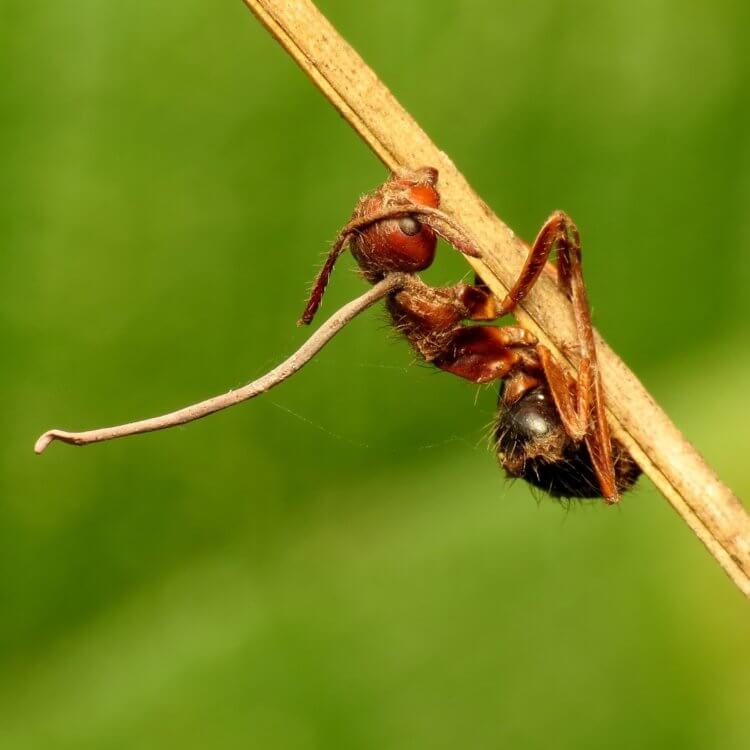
[347,167,443,282]
[299,166,478,326]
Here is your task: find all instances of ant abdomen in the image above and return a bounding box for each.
[495,388,641,499]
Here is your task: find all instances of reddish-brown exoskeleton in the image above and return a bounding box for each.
[300,167,640,503]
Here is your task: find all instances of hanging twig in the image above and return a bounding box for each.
[35,274,410,453]
[239,0,749,594]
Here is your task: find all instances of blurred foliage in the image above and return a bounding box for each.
[1,1,749,748]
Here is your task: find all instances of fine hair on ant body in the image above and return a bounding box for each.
[300,167,640,504]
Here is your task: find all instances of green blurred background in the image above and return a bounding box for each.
[2,1,749,747]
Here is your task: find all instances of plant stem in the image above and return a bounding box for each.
[35,274,409,454]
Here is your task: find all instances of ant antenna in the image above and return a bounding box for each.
[298,229,353,325]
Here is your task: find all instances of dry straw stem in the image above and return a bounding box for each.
[35,275,409,454]
[243,0,749,595]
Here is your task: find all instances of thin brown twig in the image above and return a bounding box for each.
[34,274,410,454]
[240,0,750,594]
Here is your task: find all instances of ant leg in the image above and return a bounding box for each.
[463,214,617,499]
[540,212,618,503]
[536,345,590,442]
[493,213,569,317]
[585,372,618,503]
[460,215,567,322]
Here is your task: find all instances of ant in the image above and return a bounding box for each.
[299,167,640,503]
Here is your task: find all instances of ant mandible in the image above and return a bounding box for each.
[299,167,640,504]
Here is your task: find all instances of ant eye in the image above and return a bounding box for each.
[398,216,421,236]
